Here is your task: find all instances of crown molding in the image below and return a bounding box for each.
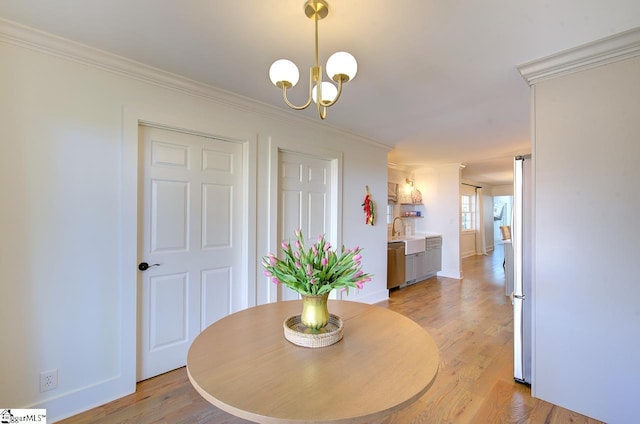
[518,26,640,85]
[0,18,390,151]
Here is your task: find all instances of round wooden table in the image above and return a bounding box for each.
[187,300,439,424]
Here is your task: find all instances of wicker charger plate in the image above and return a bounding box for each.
[283,314,343,348]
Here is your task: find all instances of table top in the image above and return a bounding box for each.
[187,300,439,424]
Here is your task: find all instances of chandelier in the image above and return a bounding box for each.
[268,0,357,120]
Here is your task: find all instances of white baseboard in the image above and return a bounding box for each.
[461,250,476,258]
[438,268,462,279]
[29,374,134,423]
[351,289,389,304]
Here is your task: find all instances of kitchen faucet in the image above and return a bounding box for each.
[392,217,403,237]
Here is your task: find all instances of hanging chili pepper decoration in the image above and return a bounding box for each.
[362,185,375,226]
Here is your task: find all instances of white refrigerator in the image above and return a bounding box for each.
[513,154,532,385]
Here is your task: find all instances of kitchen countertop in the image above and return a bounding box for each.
[388,235,422,243]
[388,233,441,243]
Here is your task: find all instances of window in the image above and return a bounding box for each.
[386,204,394,224]
[461,194,475,231]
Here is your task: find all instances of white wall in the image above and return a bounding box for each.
[414,164,461,278]
[0,22,389,421]
[528,47,640,422]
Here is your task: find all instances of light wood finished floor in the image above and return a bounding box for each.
[59,245,602,424]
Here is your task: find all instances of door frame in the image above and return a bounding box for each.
[121,105,257,390]
[263,137,343,304]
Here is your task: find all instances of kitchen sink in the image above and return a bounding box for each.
[388,236,425,255]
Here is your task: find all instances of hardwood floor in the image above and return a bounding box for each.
[59,246,602,424]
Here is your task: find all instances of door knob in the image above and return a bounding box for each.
[138,262,160,271]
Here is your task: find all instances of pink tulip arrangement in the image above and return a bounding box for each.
[262,230,372,296]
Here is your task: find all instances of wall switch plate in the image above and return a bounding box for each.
[40,369,58,392]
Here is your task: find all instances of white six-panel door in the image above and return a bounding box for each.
[278,151,333,301]
[138,125,243,381]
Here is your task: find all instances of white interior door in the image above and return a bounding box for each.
[138,125,244,381]
[278,151,333,301]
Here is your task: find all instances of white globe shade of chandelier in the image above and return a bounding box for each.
[312,82,338,104]
[326,52,358,82]
[269,59,300,87]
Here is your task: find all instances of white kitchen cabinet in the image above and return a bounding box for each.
[417,251,428,278]
[404,251,425,284]
[405,253,416,282]
[402,236,442,286]
[424,236,442,278]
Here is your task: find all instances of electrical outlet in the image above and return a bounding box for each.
[40,369,58,392]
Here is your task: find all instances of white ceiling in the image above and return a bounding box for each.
[2,0,639,185]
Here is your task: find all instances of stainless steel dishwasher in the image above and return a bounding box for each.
[387,242,406,289]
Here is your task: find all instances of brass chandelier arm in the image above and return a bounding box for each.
[282,86,313,111]
[318,105,327,120]
[280,70,343,119]
[318,77,344,108]
[281,68,315,110]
